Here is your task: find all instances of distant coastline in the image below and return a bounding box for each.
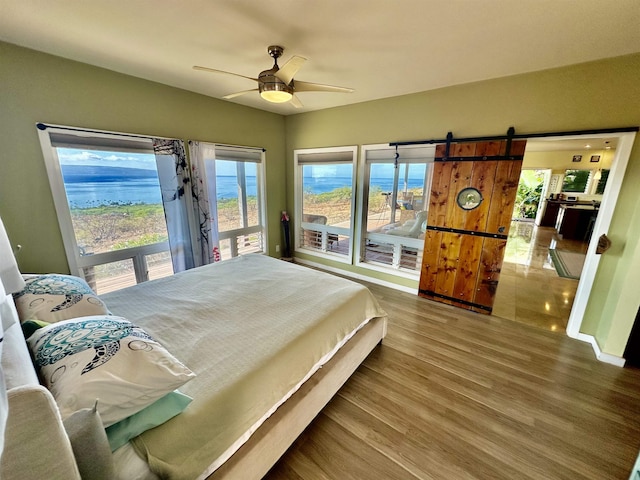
[61,164,158,183]
[61,165,425,208]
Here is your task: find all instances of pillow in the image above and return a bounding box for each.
[63,401,116,480]
[27,315,196,427]
[13,274,109,323]
[21,319,50,339]
[105,390,192,451]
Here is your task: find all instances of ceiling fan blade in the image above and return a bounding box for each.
[193,65,259,83]
[290,94,304,109]
[222,89,259,100]
[274,55,307,84]
[294,80,354,94]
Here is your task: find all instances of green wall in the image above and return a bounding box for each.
[0,41,286,273]
[285,53,640,358]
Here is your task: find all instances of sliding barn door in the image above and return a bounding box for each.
[418,139,526,314]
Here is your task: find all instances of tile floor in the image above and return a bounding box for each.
[492,220,588,333]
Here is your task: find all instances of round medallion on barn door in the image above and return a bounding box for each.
[456,187,483,210]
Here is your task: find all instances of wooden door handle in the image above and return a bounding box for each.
[596,234,611,254]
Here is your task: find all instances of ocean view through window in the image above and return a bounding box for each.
[37,126,189,294]
[41,129,270,293]
[294,146,358,263]
[358,144,434,275]
[54,146,173,292]
[192,143,267,261]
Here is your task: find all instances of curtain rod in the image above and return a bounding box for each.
[389,126,639,147]
[37,124,267,152]
[36,122,177,142]
[188,139,266,153]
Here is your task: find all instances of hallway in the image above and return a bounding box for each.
[492,220,589,333]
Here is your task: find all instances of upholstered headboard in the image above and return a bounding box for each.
[1,315,82,479]
[0,216,81,479]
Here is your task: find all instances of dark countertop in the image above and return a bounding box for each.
[547,199,600,207]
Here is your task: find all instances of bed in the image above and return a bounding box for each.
[0,252,387,480]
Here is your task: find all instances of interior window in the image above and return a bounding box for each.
[38,128,173,293]
[562,169,592,193]
[294,147,357,262]
[359,144,434,273]
[595,169,610,194]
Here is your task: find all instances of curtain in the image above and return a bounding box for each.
[188,141,221,264]
[152,139,197,272]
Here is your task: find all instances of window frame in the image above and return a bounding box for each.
[355,143,434,278]
[37,124,173,289]
[293,146,358,264]
[208,144,268,260]
[561,169,594,194]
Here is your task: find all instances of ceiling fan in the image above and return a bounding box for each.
[193,45,354,108]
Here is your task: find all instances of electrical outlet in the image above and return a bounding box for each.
[275,244,280,253]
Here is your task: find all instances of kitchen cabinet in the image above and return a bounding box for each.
[540,199,599,229]
[556,205,598,240]
[540,201,561,227]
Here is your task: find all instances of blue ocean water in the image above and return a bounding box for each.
[64,175,257,207]
[303,176,424,194]
[62,166,423,208]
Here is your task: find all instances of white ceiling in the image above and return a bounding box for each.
[525,137,618,152]
[1,0,639,115]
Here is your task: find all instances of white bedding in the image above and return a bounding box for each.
[102,254,386,479]
[113,442,159,480]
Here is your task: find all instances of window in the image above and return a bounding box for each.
[294,147,357,263]
[38,127,174,294]
[595,169,610,194]
[562,169,592,193]
[357,144,434,274]
[192,143,267,261]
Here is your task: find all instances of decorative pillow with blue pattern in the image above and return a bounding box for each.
[13,274,109,323]
[27,315,196,427]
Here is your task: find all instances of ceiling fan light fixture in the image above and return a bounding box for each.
[259,74,293,103]
[260,87,293,103]
[194,45,351,108]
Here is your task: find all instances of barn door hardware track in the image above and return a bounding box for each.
[390,126,639,151]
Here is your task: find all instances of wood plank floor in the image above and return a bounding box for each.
[264,278,640,480]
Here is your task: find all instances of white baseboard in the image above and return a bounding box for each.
[574,332,626,367]
[293,258,418,295]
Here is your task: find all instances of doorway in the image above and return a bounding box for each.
[491,131,636,339]
[512,169,546,222]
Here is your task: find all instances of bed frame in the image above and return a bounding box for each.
[1,249,387,480]
[209,315,387,480]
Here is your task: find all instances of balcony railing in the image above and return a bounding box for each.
[362,232,423,273]
[299,222,351,256]
[78,241,172,294]
[218,224,264,260]
[78,225,266,294]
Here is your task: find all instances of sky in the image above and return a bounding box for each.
[304,162,428,179]
[57,148,157,170]
[57,148,242,176]
[57,148,427,179]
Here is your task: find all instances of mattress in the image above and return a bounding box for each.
[102,254,386,479]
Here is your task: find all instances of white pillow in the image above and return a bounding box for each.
[14,274,109,323]
[27,315,196,427]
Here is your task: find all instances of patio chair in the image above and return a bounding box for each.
[385,210,428,238]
